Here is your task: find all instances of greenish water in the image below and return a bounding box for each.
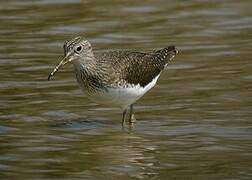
[0,0,251,179]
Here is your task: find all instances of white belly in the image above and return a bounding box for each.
[84,74,160,109]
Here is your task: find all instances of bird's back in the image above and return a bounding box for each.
[94,46,178,87]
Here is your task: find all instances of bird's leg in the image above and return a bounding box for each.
[128,104,136,124]
[121,109,127,126]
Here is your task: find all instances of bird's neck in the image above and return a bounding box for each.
[73,52,97,73]
[73,56,107,92]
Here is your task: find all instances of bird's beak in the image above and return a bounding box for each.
[48,53,73,81]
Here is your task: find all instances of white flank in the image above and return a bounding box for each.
[87,74,161,109]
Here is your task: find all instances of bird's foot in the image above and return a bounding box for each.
[129,114,136,124]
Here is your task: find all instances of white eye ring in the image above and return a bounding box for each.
[75,45,82,53]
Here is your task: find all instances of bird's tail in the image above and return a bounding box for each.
[154,46,178,65]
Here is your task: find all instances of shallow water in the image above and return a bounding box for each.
[0,0,252,179]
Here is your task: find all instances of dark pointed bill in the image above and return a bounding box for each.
[47,55,71,81]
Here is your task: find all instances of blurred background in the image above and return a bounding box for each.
[0,0,251,179]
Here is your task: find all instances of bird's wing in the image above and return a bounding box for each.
[96,46,177,87]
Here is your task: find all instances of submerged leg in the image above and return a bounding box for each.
[128,104,136,124]
[121,109,127,126]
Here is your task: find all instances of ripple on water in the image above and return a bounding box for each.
[0,0,251,179]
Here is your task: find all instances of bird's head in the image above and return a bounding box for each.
[48,36,93,80]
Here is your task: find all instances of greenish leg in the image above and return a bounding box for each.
[121,109,127,126]
[128,104,136,124]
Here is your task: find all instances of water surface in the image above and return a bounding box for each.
[0,0,251,179]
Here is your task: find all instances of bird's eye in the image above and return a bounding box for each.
[76,45,82,52]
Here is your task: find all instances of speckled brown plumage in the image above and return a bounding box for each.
[94,46,177,88]
[63,37,178,92]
